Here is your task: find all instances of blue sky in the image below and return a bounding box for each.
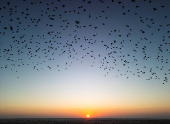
[0,0,170,118]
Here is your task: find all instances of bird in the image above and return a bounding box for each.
[0,0,169,84]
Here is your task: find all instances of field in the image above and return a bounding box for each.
[1,118,170,124]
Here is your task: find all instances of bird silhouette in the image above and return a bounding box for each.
[0,0,169,84]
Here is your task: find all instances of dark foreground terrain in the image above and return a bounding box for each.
[0,118,170,124]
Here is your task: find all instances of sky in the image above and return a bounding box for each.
[0,0,170,119]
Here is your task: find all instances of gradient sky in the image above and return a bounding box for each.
[0,0,170,119]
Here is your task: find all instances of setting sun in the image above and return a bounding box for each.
[86,115,90,118]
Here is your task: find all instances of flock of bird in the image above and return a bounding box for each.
[0,0,170,84]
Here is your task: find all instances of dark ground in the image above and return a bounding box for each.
[0,118,170,124]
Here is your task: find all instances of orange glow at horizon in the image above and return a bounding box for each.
[1,104,170,118]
